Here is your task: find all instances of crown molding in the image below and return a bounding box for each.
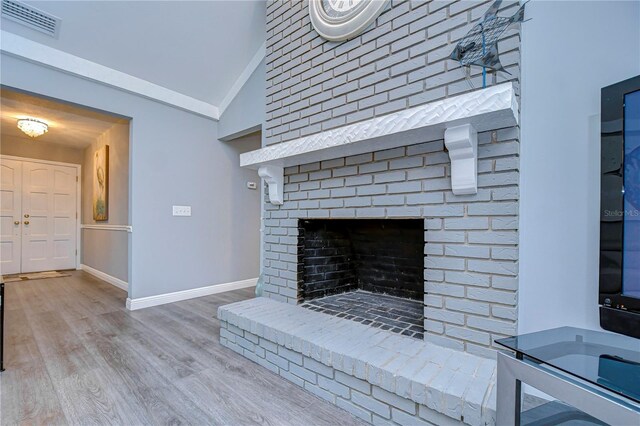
[0,30,220,120]
[218,41,265,116]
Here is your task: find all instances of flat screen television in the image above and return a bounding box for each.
[600,75,640,339]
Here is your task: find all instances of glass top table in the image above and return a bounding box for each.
[495,326,640,404]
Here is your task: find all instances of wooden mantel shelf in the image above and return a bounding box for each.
[241,82,519,204]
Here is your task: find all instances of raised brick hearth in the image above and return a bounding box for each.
[219,298,497,426]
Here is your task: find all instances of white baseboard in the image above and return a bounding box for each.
[79,264,128,292]
[125,277,257,311]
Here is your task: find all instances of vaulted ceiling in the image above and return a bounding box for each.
[1,1,266,107]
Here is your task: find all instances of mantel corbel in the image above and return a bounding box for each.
[258,165,284,205]
[444,124,478,195]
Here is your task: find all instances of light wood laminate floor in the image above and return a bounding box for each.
[1,271,365,426]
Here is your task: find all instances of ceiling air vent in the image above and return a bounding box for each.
[1,0,61,38]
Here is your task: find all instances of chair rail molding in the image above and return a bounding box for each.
[241,82,518,204]
[81,224,132,233]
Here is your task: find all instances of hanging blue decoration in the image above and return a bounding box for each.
[449,0,528,87]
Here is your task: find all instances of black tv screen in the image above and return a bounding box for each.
[600,75,640,338]
[623,88,640,299]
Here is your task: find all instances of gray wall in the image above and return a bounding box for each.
[263,0,521,355]
[81,230,129,282]
[81,122,130,282]
[519,1,640,333]
[221,131,262,277]
[1,135,84,164]
[1,53,261,299]
[218,59,266,141]
[82,122,130,225]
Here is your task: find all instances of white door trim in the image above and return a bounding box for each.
[0,158,23,275]
[0,155,81,270]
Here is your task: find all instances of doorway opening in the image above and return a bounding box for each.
[0,87,131,291]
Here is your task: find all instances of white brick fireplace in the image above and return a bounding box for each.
[219,80,520,426]
[220,1,523,424]
[240,82,520,354]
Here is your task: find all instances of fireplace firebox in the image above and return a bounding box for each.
[298,219,424,338]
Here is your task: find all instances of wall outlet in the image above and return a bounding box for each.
[247,181,257,190]
[172,205,191,216]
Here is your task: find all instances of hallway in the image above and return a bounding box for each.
[1,271,363,425]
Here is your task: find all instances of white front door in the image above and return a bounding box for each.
[0,158,78,274]
[21,161,77,273]
[0,159,23,275]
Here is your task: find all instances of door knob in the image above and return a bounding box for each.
[24,221,30,225]
[24,214,30,218]
[14,221,20,225]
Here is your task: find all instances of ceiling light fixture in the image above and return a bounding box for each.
[17,118,49,138]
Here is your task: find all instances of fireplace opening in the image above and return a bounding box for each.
[298,219,424,339]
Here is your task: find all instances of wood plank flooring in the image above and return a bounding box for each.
[1,271,365,426]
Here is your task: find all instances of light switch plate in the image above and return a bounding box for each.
[247,182,257,190]
[173,205,191,216]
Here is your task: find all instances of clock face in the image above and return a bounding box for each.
[322,0,365,17]
[309,0,390,41]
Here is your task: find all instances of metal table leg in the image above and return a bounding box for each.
[497,350,520,425]
[497,351,640,426]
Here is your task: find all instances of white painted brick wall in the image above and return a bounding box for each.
[263,0,522,354]
[262,132,519,353]
[266,0,521,145]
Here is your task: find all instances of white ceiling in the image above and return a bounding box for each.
[1,88,128,149]
[1,1,266,106]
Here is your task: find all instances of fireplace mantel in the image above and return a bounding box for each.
[242,82,518,204]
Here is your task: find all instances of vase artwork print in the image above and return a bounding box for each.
[93,145,109,221]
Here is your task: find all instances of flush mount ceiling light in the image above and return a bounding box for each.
[17,118,49,138]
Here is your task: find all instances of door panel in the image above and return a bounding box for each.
[22,163,50,272]
[0,159,22,275]
[21,161,77,273]
[50,166,76,269]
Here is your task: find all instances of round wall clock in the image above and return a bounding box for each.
[309,0,391,42]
